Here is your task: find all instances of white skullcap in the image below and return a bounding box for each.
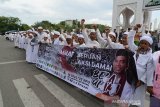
[109,32,116,38]
[38,26,43,29]
[90,29,96,33]
[78,34,84,39]
[54,31,60,36]
[66,35,72,39]
[140,35,153,45]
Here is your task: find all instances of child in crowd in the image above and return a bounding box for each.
[128,24,154,107]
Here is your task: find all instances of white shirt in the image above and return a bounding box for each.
[82,29,100,48]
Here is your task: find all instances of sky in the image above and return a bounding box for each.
[0,0,160,27]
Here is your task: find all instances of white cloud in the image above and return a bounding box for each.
[0,0,113,25]
[0,0,159,28]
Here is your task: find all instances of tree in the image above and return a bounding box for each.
[0,16,22,34]
[20,24,31,31]
[33,20,55,31]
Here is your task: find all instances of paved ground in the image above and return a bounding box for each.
[0,36,150,107]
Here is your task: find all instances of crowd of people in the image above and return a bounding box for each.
[9,19,160,107]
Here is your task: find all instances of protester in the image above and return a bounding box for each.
[30,31,39,63]
[128,24,154,107]
[120,32,129,50]
[40,35,51,44]
[72,33,79,46]
[81,19,100,48]
[14,32,19,48]
[9,19,160,107]
[95,26,124,49]
[26,33,34,63]
[51,31,61,45]
[37,26,47,42]
[77,34,86,47]
[151,31,158,52]
[65,35,73,46]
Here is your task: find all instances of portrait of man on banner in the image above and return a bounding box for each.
[95,50,138,103]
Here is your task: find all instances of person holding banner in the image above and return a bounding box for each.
[26,33,34,63]
[65,35,73,47]
[120,32,130,50]
[40,35,51,44]
[30,32,39,63]
[93,24,124,49]
[77,34,86,47]
[128,24,154,107]
[81,19,100,48]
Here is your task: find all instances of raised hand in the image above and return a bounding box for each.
[133,24,141,32]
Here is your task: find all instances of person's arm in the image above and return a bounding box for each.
[96,93,119,101]
[146,56,154,86]
[128,30,138,52]
[119,81,133,107]
[146,56,154,95]
[81,19,90,44]
[103,35,116,49]
[96,29,108,48]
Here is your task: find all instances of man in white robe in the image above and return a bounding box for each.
[72,33,79,46]
[51,31,64,45]
[95,27,124,49]
[65,35,73,46]
[77,34,86,47]
[40,35,51,44]
[18,34,23,49]
[26,33,34,63]
[21,34,26,49]
[30,33,39,63]
[37,26,47,42]
[14,32,19,48]
[81,19,100,48]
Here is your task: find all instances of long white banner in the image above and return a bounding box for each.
[36,44,138,102]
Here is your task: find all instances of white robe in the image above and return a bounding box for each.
[128,30,154,107]
[30,38,39,63]
[24,37,28,50]
[14,34,19,47]
[78,43,86,47]
[96,29,124,49]
[37,32,48,42]
[18,35,23,48]
[82,29,100,48]
[26,38,34,63]
[21,36,26,49]
[85,40,100,48]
